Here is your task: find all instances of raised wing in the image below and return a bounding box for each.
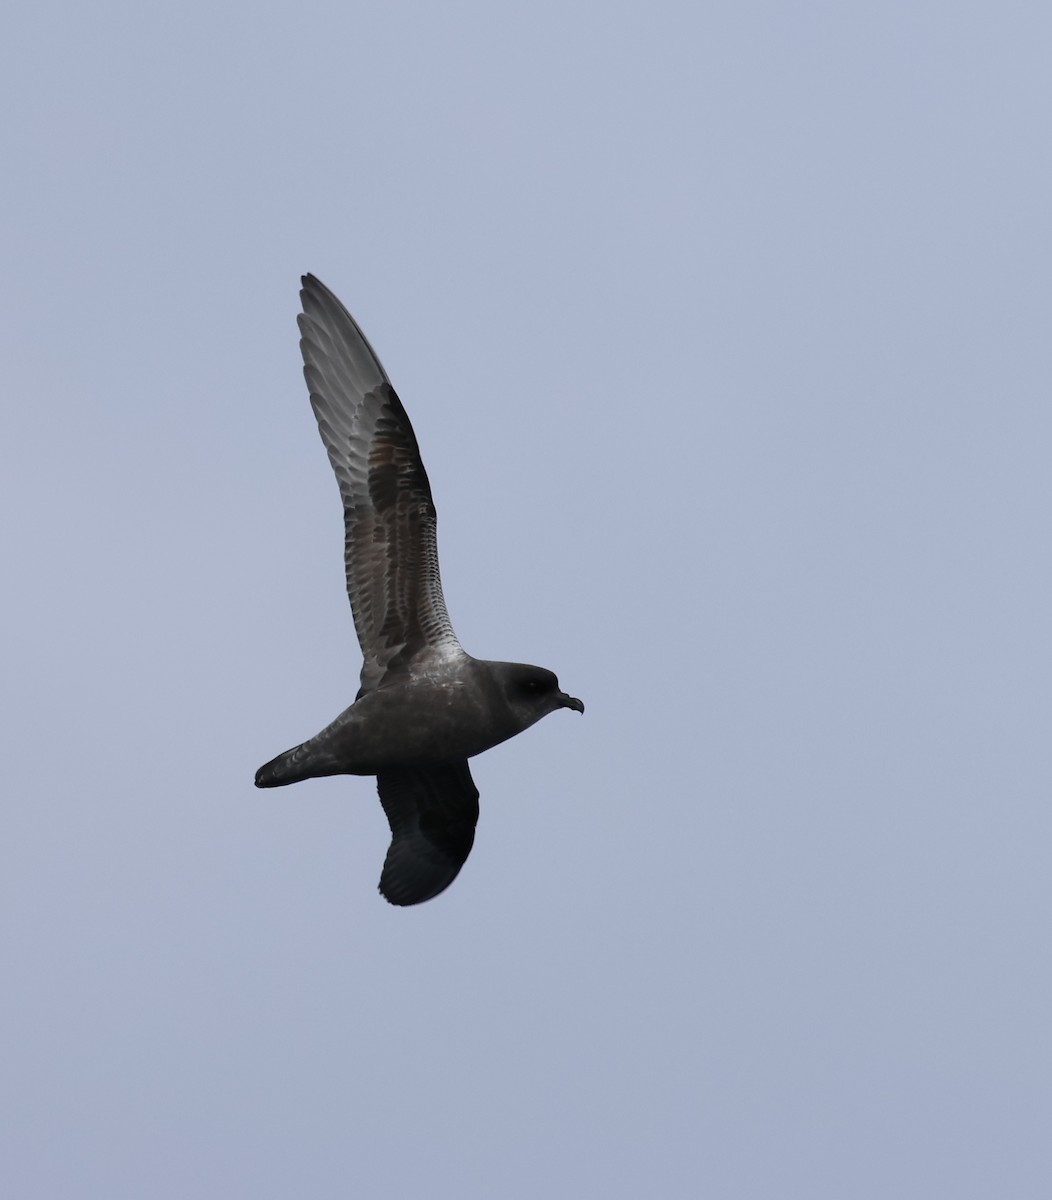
[376,762,480,905]
[298,275,463,695]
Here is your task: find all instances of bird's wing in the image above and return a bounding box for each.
[375,762,480,905]
[298,274,463,696]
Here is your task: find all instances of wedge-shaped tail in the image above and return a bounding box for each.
[255,741,341,788]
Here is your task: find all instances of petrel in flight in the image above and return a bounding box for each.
[255,275,584,906]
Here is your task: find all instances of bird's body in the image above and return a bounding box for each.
[255,276,582,905]
[256,652,565,782]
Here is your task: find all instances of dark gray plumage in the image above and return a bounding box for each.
[256,275,583,906]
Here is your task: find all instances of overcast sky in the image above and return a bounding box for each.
[3,2,1051,1196]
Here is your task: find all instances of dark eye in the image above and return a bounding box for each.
[522,676,548,695]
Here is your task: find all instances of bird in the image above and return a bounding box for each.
[255,275,584,906]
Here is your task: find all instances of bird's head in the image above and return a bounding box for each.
[499,663,585,727]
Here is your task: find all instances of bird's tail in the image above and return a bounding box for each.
[254,743,321,788]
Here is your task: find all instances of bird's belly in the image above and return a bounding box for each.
[316,681,509,773]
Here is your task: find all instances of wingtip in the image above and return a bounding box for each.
[377,850,466,906]
[300,272,325,300]
[379,882,419,907]
[297,275,392,391]
[378,876,450,907]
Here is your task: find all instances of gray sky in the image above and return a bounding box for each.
[4,2,1051,1196]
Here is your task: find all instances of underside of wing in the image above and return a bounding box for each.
[376,762,480,906]
[298,275,462,694]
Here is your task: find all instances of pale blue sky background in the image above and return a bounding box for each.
[3,2,1051,1196]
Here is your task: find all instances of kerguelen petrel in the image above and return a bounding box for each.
[255,275,584,906]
